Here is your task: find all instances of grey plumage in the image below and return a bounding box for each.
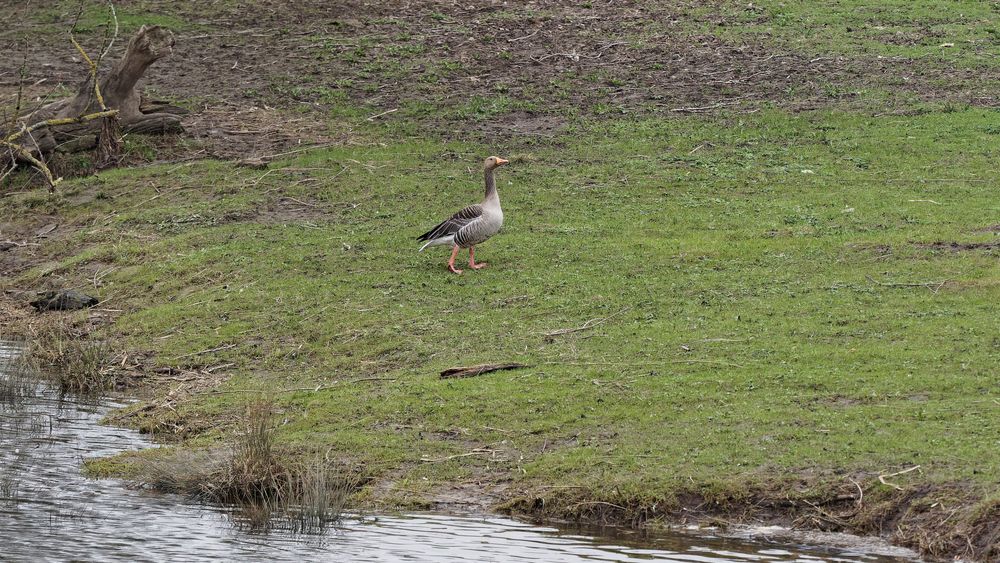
[417,204,485,251]
[417,158,506,252]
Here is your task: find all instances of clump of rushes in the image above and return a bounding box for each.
[27,320,115,395]
[134,400,353,533]
[0,340,36,408]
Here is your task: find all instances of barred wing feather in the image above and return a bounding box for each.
[417,204,484,243]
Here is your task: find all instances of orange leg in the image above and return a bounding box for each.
[447,245,463,274]
[468,246,487,270]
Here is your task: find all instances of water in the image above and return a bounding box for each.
[0,342,920,562]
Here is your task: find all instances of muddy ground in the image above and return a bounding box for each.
[4,0,1000,166]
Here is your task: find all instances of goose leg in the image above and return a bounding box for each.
[468,246,487,270]
[447,245,463,274]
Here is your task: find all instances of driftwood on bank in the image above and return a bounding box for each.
[439,363,529,379]
[9,25,185,163]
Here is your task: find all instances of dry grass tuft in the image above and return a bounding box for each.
[26,319,115,394]
[0,340,35,408]
[134,400,353,533]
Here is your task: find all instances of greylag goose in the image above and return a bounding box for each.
[417,156,510,274]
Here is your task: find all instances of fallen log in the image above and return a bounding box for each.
[439,363,529,379]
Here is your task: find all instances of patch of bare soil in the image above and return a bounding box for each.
[5,0,1000,153]
[200,0,1000,118]
[916,240,1000,252]
[181,103,339,160]
[0,214,66,286]
[0,296,37,334]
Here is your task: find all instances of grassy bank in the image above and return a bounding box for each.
[4,106,999,558]
[2,0,999,560]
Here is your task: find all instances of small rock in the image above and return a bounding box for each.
[30,290,99,311]
[0,241,17,251]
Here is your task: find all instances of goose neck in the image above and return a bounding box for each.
[484,168,498,200]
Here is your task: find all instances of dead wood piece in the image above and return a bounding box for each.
[420,448,500,463]
[138,96,190,116]
[124,113,184,135]
[865,275,949,292]
[440,362,529,379]
[878,465,921,491]
[9,25,179,165]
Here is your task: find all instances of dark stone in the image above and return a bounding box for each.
[30,290,99,311]
[0,241,16,251]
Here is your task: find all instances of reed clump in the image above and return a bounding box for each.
[0,341,35,408]
[134,400,353,533]
[27,321,115,394]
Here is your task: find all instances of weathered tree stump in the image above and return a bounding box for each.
[17,25,186,159]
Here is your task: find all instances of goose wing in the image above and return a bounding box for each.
[417,204,484,242]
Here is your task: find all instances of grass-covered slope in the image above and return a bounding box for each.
[3,0,999,559]
[7,109,999,508]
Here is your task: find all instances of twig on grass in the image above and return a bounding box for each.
[878,465,921,491]
[802,499,849,527]
[530,42,626,63]
[366,108,398,121]
[849,477,864,507]
[280,196,321,208]
[508,28,542,42]
[169,343,237,361]
[419,448,499,463]
[541,358,744,369]
[670,101,736,113]
[544,306,632,341]
[866,275,949,293]
[201,377,397,395]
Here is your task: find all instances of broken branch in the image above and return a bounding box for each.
[419,448,499,463]
[440,362,529,379]
[544,306,632,341]
[866,275,949,292]
[878,465,921,490]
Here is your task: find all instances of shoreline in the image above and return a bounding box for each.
[0,331,928,561]
[2,294,990,562]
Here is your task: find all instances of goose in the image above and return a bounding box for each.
[417,156,510,274]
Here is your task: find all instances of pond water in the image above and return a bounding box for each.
[0,341,921,562]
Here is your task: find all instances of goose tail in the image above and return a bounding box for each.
[418,235,454,252]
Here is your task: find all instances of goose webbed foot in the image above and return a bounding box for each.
[448,245,463,275]
[468,246,487,270]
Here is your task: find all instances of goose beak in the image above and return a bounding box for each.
[496,158,510,166]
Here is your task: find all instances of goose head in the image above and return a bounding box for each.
[484,156,510,170]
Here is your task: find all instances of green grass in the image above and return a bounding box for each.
[712,0,1000,66]
[6,108,998,506]
[20,1,206,35]
[4,1,999,556]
